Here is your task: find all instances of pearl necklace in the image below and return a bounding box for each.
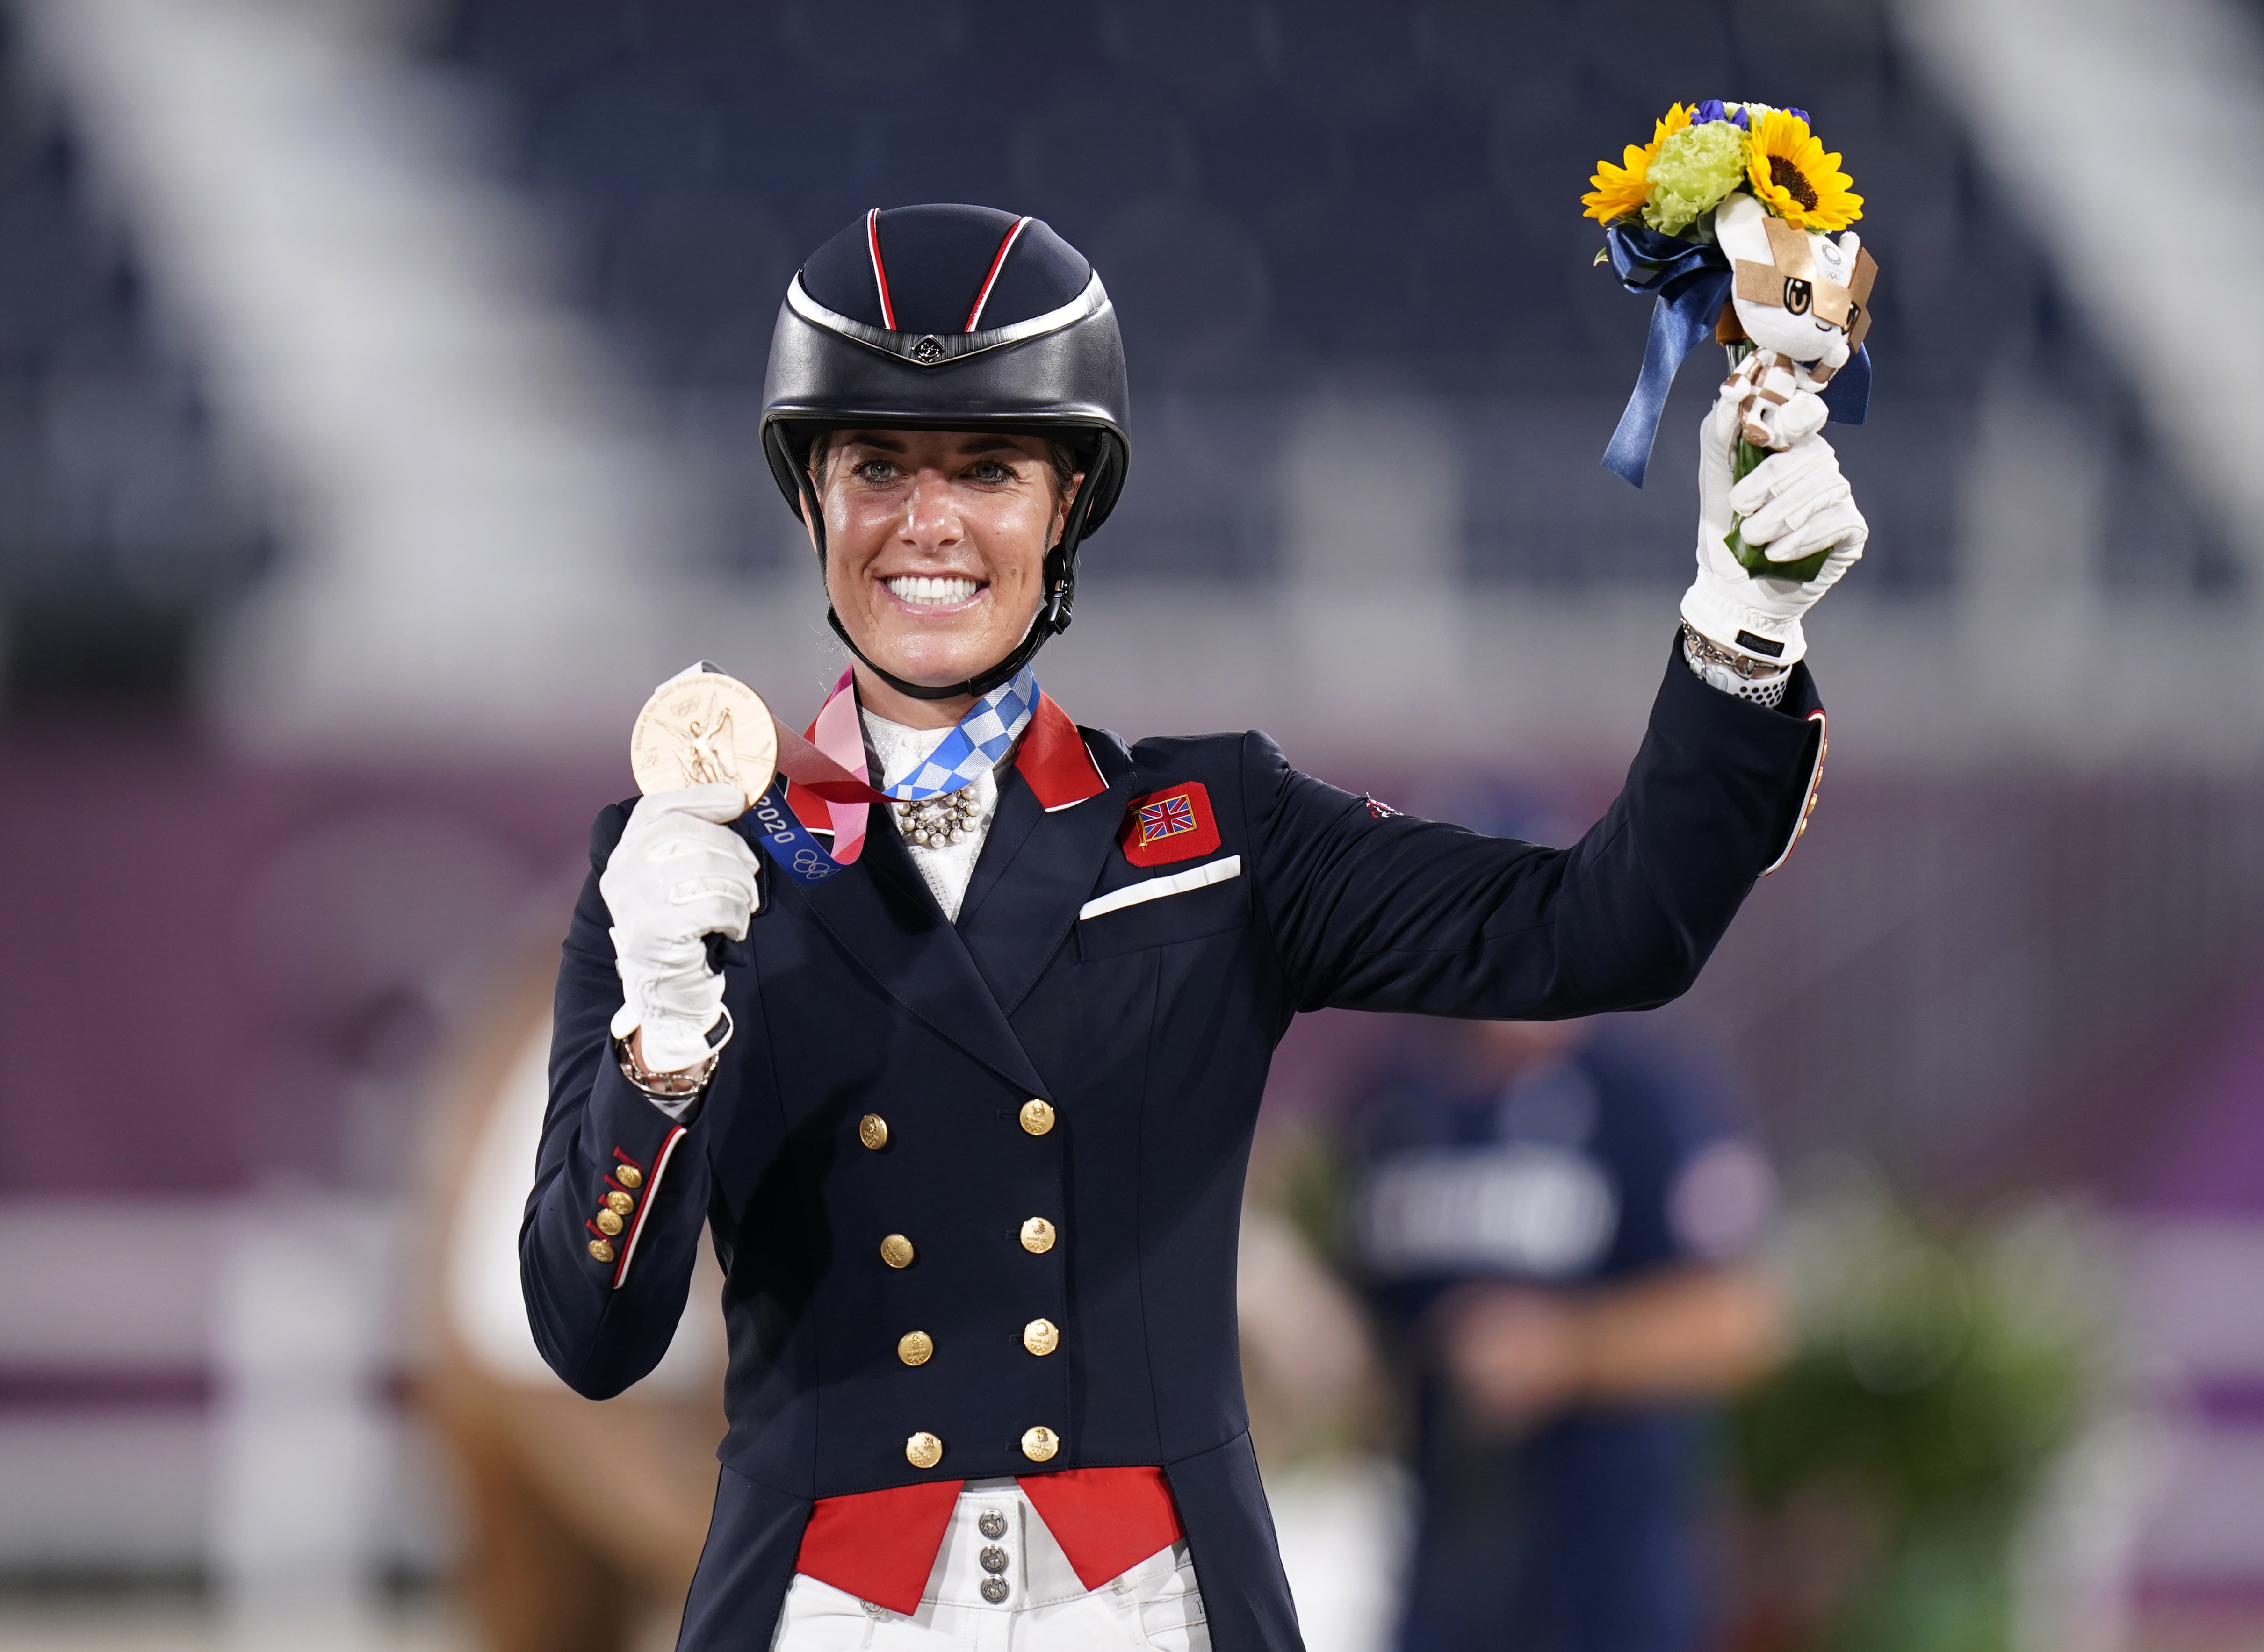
[894,787,981,850]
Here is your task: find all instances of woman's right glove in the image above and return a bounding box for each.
[598,782,761,1074]
[1681,373,1868,672]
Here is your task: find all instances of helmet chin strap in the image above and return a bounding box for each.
[795,437,1107,704]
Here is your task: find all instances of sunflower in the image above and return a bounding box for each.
[1581,102,1693,225]
[1744,109,1862,231]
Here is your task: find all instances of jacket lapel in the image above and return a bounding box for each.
[957,739,1138,1015]
[767,811,1053,1101]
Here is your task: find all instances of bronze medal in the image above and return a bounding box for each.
[629,668,779,814]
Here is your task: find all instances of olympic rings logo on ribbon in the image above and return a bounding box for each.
[747,781,850,888]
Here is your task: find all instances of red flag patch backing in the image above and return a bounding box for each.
[1120,781,1222,867]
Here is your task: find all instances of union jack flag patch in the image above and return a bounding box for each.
[1120,780,1222,867]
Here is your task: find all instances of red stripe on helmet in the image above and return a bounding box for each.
[865,208,898,331]
[964,215,1032,332]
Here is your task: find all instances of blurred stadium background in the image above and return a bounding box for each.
[2,0,2263,1647]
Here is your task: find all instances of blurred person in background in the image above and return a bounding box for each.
[519,201,1855,1652]
[420,938,728,1652]
[1348,1016,1786,1652]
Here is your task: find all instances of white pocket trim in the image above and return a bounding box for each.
[1078,855,1242,921]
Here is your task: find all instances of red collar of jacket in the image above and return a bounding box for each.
[785,690,1104,831]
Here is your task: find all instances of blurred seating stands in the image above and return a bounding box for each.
[0,17,265,712]
[430,0,2228,594]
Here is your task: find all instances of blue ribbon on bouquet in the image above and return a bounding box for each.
[1599,219,1871,488]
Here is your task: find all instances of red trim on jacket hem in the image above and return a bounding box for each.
[796,1478,964,1615]
[792,1465,1182,1610]
[1018,1466,1184,1591]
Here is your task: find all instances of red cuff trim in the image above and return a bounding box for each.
[796,1479,964,1615]
[1018,694,1106,812]
[612,1124,687,1290]
[1763,707,1828,876]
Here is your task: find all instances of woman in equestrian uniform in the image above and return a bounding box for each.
[520,203,1861,1652]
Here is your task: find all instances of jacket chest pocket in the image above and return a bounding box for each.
[1076,856,1249,960]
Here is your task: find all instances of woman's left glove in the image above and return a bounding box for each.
[1681,375,1867,672]
[599,782,762,1073]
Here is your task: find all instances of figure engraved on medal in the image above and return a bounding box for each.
[630,666,779,815]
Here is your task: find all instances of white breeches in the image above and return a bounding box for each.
[769,1478,1211,1652]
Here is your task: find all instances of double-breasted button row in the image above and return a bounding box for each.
[899,1425,1064,1469]
[889,1319,1059,1365]
[884,1104,1064,1472]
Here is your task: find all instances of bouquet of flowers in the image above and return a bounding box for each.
[1585,101,1876,581]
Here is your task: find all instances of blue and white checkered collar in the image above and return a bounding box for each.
[859,665,1040,802]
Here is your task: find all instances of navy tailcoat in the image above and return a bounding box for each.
[522,640,1825,1651]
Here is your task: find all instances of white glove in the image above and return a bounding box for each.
[1681,374,1867,670]
[599,782,762,1073]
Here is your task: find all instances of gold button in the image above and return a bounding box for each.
[605,1189,634,1216]
[1018,1099,1055,1137]
[906,1431,943,1469]
[594,1208,624,1237]
[1023,1318,1060,1357]
[1020,1426,1059,1463]
[859,1114,889,1151]
[587,1238,615,1264]
[613,1164,643,1191]
[880,1234,916,1270]
[1020,1217,1056,1255]
[898,1330,933,1367]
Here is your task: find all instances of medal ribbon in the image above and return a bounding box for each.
[750,667,1040,888]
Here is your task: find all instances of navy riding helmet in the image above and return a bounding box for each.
[761,204,1132,701]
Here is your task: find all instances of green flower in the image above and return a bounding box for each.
[1643,119,1752,237]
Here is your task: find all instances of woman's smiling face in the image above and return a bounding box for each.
[808,429,1079,719]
